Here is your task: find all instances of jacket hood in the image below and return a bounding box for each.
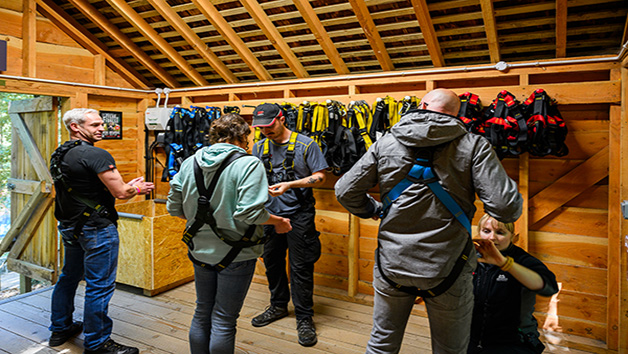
[390,109,467,148]
[194,143,246,171]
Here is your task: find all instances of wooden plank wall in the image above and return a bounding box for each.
[161,61,621,349]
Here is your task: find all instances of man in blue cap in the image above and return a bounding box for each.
[249,103,328,347]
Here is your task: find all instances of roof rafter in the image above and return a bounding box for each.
[104,0,209,86]
[239,0,310,78]
[35,0,150,88]
[555,0,567,57]
[347,0,394,71]
[292,0,349,75]
[479,0,501,63]
[66,0,180,88]
[409,0,444,67]
[190,0,272,81]
[147,0,239,84]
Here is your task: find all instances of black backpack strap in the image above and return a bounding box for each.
[181,151,263,271]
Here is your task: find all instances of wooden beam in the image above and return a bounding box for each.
[94,53,106,85]
[190,0,271,82]
[555,0,567,58]
[516,153,529,251]
[529,146,609,225]
[6,178,51,195]
[8,192,53,260]
[619,65,628,354]
[7,258,55,283]
[239,0,309,78]
[35,0,150,89]
[147,0,239,84]
[607,100,621,349]
[0,187,47,255]
[22,0,37,77]
[9,113,53,183]
[479,0,500,63]
[66,0,179,88]
[347,0,394,71]
[104,0,209,86]
[409,0,445,67]
[292,0,350,75]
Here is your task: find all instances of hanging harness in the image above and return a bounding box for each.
[182,152,267,271]
[523,89,569,157]
[377,147,473,298]
[324,100,359,175]
[261,132,313,209]
[478,90,528,159]
[50,140,109,240]
[457,92,483,133]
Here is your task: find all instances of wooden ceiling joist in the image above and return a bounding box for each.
[348,0,395,72]
[35,0,150,89]
[146,0,239,84]
[104,0,209,86]
[292,0,350,75]
[190,0,272,82]
[555,0,568,58]
[239,0,310,79]
[479,0,501,63]
[66,0,180,88]
[22,0,37,77]
[410,0,445,67]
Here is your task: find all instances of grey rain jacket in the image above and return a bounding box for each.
[335,109,523,289]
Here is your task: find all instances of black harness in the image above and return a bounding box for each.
[50,140,109,240]
[182,152,267,271]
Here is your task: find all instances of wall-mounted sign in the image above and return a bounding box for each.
[100,110,122,140]
[0,40,7,72]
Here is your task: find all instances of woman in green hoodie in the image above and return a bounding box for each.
[167,114,291,354]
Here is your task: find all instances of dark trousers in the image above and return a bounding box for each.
[262,208,321,320]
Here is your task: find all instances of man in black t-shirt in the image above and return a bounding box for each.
[48,108,154,354]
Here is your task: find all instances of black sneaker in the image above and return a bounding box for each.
[297,317,317,347]
[83,339,139,354]
[49,321,83,346]
[251,305,288,327]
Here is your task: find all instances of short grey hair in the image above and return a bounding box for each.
[62,108,99,131]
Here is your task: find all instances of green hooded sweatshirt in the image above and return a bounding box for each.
[167,143,270,265]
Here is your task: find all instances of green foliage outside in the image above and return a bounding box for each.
[0,92,34,217]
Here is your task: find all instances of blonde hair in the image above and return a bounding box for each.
[477,214,518,241]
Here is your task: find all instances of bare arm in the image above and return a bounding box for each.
[262,214,292,234]
[473,239,545,291]
[98,169,155,199]
[268,170,326,197]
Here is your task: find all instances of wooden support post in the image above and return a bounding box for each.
[22,0,37,77]
[617,65,628,353]
[74,92,88,109]
[181,96,193,107]
[426,80,435,91]
[94,54,106,85]
[19,274,32,294]
[516,153,529,250]
[348,214,360,297]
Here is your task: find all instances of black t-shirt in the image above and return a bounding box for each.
[53,140,118,229]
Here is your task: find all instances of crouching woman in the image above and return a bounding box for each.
[468,214,558,354]
[167,114,291,354]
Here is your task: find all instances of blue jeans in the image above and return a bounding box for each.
[49,224,119,351]
[189,259,257,354]
[366,262,474,354]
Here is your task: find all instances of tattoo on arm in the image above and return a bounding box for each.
[306,176,322,184]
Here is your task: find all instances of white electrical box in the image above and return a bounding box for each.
[145,107,172,130]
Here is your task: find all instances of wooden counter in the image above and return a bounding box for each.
[116,200,193,296]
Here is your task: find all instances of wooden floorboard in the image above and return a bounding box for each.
[0,280,614,354]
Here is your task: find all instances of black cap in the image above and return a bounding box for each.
[252,103,282,127]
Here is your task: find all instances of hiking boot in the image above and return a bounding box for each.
[83,339,139,354]
[251,305,288,327]
[49,321,83,346]
[297,317,317,347]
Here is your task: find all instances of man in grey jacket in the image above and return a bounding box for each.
[335,89,523,354]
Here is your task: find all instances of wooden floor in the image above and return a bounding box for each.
[0,279,613,354]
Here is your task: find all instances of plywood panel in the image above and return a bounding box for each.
[152,215,192,290]
[117,217,152,288]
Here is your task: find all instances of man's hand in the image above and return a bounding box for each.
[274,217,292,234]
[269,182,290,197]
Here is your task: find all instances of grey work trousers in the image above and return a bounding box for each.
[366,262,474,354]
